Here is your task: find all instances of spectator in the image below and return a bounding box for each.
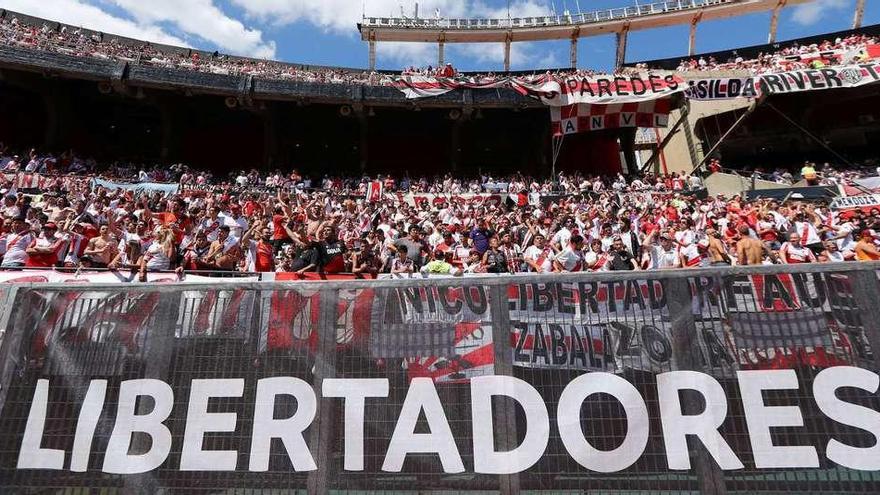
[607,236,638,271]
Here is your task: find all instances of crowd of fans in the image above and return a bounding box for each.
[706,157,880,187]
[675,33,880,73]
[1,144,879,280]
[2,12,878,89]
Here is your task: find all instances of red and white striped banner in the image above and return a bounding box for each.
[2,172,49,190]
[551,100,671,135]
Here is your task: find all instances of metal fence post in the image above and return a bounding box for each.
[0,286,23,415]
[307,289,339,495]
[665,277,727,495]
[850,269,880,369]
[489,284,520,495]
[128,289,182,495]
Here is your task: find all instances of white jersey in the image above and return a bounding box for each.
[650,245,681,269]
[197,217,224,242]
[554,247,583,272]
[1,231,33,266]
[144,243,171,270]
[780,242,815,263]
[794,221,821,246]
[523,245,554,273]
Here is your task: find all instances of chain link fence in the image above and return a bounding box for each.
[0,263,879,494]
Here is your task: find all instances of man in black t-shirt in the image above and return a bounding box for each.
[608,236,638,271]
[318,225,346,274]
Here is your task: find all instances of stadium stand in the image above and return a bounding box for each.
[2,5,880,495]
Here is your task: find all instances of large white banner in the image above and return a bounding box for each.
[393,62,880,106]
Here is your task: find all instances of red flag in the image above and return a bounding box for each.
[366,181,383,203]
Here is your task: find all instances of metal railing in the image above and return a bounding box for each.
[362,0,736,30]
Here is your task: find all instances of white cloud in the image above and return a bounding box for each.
[3,0,562,67]
[0,0,186,46]
[376,41,438,68]
[229,0,470,32]
[229,0,549,32]
[108,0,276,58]
[791,0,850,26]
[450,41,562,70]
[2,0,276,58]
[227,0,555,67]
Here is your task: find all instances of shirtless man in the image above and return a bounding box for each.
[82,224,118,268]
[706,228,730,266]
[735,224,764,265]
[204,225,241,271]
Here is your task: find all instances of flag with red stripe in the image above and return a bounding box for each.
[365,181,383,203]
[550,99,671,134]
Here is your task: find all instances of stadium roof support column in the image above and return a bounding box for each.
[368,29,377,71]
[570,28,580,68]
[688,12,702,57]
[768,0,787,44]
[854,0,865,28]
[615,24,629,70]
[438,34,445,66]
[504,31,512,72]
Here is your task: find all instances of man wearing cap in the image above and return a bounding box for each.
[25,222,65,268]
[224,203,249,238]
[643,229,680,269]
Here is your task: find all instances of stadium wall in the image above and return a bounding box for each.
[0,263,879,494]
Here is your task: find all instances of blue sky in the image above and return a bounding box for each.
[3,0,879,72]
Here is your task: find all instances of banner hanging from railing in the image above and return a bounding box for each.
[1,265,879,493]
[392,62,880,109]
[0,269,257,284]
[551,100,672,135]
